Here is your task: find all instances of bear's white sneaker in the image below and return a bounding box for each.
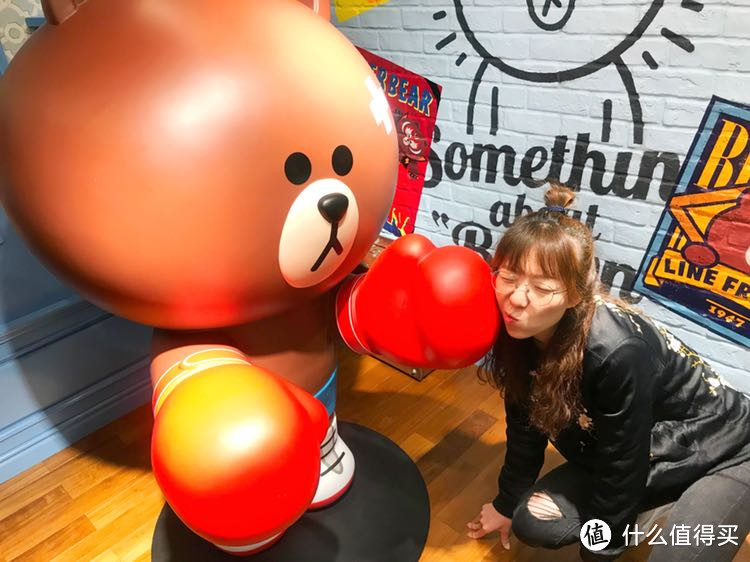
[310,414,355,508]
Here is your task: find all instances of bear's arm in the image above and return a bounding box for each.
[150,329,245,389]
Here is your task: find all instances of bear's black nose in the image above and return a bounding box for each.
[318,193,349,223]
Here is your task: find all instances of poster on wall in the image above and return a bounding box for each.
[635,96,750,347]
[334,0,390,23]
[357,47,442,237]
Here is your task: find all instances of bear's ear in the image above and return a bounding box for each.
[296,0,331,21]
[42,0,85,25]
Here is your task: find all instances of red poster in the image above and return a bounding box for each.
[357,48,442,237]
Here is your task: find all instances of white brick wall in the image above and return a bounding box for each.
[335,0,750,390]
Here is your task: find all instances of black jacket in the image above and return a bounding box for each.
[493,298,750,555]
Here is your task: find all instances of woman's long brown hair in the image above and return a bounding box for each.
[480,181,602,438]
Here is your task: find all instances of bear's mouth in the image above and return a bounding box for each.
[311,222,345,272]
[279,178,358,289]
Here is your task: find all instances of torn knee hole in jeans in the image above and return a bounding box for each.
[527,492,563,520]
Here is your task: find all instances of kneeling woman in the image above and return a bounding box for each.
[467,183,750,561]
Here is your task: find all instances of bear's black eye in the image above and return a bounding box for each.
[332,145,353,176]
[285,152,312,185]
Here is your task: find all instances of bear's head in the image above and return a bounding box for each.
[0,0,398,328]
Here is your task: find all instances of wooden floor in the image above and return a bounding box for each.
[1,347,748,561]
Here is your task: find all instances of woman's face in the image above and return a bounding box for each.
[494,253,580,347]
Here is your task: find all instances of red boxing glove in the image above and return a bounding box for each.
[336,234,500,369]
[151,349,328,555]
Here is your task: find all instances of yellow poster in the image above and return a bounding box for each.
[334,0,390,22]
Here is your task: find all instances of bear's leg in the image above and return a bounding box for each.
[310,369,355,509]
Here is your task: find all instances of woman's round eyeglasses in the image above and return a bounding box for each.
[492,270,567,306]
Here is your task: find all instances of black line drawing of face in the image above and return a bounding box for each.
[433,0,703,145]
[526,0,576,31]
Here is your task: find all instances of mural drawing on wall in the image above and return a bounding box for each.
[357,47,442,237]
[636,97,750,347]
[436,0,703,145]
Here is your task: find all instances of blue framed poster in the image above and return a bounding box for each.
[635,96,750,347]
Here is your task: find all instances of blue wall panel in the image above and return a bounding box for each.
[0,295,153,482]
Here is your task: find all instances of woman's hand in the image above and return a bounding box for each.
[466,502,512,548]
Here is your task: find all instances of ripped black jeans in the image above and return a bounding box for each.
[510,460,750,561]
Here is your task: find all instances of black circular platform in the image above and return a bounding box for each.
[151,422,430,561]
